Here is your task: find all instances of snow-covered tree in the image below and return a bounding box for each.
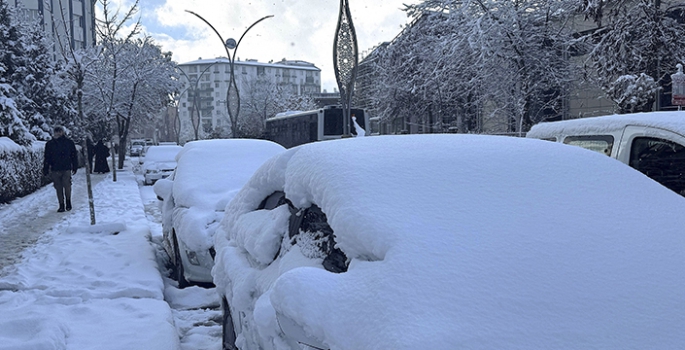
[13,14,70,140]
[371,0,580,134]
[585,0,685,113]
[0,0,32,145]
[86,0,180,168]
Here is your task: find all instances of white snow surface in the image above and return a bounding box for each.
[526,110,685,139]
[214,134,685,349]
[0,167,193,350]
[172,139,286,210]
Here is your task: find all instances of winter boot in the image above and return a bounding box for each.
[57,204,65,213]
[65,200,72,211]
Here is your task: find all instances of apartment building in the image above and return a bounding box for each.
[177,57,321,139]
[10,0,97,56]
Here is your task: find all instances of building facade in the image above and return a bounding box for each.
[10,0,97,57]
[177,58,321,141]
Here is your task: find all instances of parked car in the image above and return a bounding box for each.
[527,111,685,196]
[129,139,146,156]
[153,139,285,287]
[214,134,685,350]
[142,145,182,185]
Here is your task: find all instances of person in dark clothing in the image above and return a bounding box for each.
[93,140,110,174]
[43,126,78,212]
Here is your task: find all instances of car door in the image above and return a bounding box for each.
[616,125,685,195]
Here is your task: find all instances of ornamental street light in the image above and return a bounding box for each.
[186,11,273,138]
[333,0,359,137]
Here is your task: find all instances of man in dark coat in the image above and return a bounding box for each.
[93,140,110,174]
[43,126,78,212]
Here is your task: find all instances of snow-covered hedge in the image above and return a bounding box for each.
[0,137,48,203]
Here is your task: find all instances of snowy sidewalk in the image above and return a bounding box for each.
[0,168,180,350]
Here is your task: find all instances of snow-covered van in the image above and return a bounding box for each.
[527,111,685,196]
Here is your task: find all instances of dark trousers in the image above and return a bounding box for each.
[51,170,72,207]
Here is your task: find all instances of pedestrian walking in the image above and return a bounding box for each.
[93,140,110,174]
[43,126,78,212]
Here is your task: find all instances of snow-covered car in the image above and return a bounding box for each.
[214,134,685,350]
[129,139,146,156]
[153,139,285,287]
[142,145,182,185]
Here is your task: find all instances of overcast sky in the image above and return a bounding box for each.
[109,0,419,92]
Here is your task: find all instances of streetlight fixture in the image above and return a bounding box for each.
[333,0,359,137]
[186,11,273,138]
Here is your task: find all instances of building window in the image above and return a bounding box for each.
[257,66,265,75]
[189,66,197,73]
[215,82,220,88]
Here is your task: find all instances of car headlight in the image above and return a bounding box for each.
[186,250,200,265]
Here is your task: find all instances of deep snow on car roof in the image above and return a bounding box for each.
[526,111,685,139]
[218,134,685,349]
[143,145,182,162]
[172,139,285,209]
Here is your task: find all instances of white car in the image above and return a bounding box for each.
[129,139,146,156]
[527,111,685,196]
[214,134,685,350]
[142,145,182,185]
[153,139,285,287]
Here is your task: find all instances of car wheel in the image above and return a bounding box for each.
[222,297,238,350]
[173,236,189,288]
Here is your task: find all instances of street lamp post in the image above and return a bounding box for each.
[186,11,273,138]
[333,0,359,137]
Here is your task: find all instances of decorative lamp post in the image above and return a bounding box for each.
[671,63,685,111]
[186,11,273,138]
[333,0,359,137]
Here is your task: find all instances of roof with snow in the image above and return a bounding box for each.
[527,111,685,139]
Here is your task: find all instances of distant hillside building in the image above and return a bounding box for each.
[177,58,321,140]
[10,0,97,57]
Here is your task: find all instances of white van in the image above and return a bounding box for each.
[527,111,685,196]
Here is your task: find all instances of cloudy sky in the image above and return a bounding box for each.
[109,0,420,92]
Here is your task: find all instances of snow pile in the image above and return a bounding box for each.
[0,169,179,350]
[215,134,685,349]
[0,137,47,203]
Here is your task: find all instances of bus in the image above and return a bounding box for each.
[265,106,369,148]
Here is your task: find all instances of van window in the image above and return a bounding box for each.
[630,137,685,195]
[563,135,614,156]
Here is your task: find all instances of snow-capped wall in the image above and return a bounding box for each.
[0,137,48,203]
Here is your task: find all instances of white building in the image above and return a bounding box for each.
[10,0,97,56]
[177,57,321,140]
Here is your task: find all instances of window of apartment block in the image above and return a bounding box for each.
[189,66,197,73]
[242,67,247,74]
[215,82,220,88]
[257,67,265,76]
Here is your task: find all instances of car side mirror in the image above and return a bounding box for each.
[153,178,173,200]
